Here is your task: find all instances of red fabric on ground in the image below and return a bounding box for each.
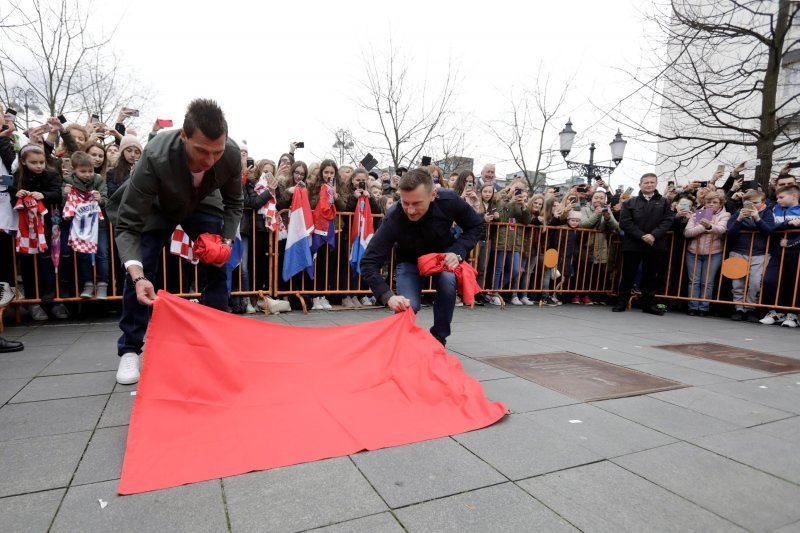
[192,233,231,264]
[417,253,482,305]
[118,291,506,494]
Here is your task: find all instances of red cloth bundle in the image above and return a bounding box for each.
[118,291,506,494]
[417,253,482,306]
[192,233,231,265]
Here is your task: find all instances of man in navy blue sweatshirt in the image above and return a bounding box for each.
[726,189,774,322]
[360,168,485,345]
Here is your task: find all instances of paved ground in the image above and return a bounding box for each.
[1,302,799,533]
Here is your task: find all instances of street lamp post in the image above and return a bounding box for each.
[332,129,354,167]
[558,118,627,184]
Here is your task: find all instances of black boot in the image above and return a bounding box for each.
[0,337,23,353]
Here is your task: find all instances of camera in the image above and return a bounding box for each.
[514,188,523,197]
[357,181,366,190]
[601,205,609,213]
[466,182,473,190]
[246,158,254,168]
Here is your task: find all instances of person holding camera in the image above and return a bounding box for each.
[613,173,675,315]
[106,99,243,385]
[359,168,484,346]
[576,190,620,305]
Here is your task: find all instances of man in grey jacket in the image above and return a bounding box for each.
[107,99,243,384]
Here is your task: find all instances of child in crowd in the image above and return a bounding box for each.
[683,190,730,316]
[517,193,544,305]
[61,151,108,303]
[727,189,774,322]
[11,144,62,320]
[541,210,583,306]
[760,184,800,327]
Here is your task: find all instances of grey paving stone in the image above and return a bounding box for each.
[519,461,745,533]
[0,431,91,497]
[0,345,68,378]
[0,488,65,533]
[16,331,82,347]
[614,442,800,533]
[72,426,128,486]
[452,414,601,480]
[593,395,740,439]
[11,372,115,403]
[98,391,135,428]
[309,512,404,532]
[40,345,118,375]
[754,416,800,443]
[395,482,577,533]
[774,520,800,533]
[224,457,387,532]
[703,379,800,415]
[650,387,793,427]
[455,356,515,381]
[351,437,505,508]
[51,479,227,533]
[623,362,733,386]
[691,428,800,485]
[480,377,577,413]
[525,404,676,458]
[0,395,107,441]
[0,378,29,405]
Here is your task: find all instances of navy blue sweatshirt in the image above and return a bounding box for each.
[360,188,484,303]
[726,206,774,256]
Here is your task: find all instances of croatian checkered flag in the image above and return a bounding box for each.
[170,225,199,265]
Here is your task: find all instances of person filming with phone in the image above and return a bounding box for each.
[359,168,484,346]
[106,98,243,385]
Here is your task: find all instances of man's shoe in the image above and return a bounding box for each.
[80,282,94,299]
[116,353,140,385]
[643,305,665,316]
[311,297,324,310]
[612,302,627,312]
[759,310,784,325]
[510,296,523,306]
[543,296,559,307]
[687,310,697,317]
[520,296,534,306]
[30,304,48,321]
[51,303,69,319]
[781,313,798,328]
[730,311,744,321]
[746,311,761,323]
[0,282,15,307]
[96,282,109,300]
[581,295,594,305]
[0,337,23,353]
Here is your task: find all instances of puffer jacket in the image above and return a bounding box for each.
[684,208,730,255]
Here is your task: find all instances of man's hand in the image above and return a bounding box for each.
[135,279,157,306]
[444,252,460,269]
[387,295,411,313]
[641,234,655,246]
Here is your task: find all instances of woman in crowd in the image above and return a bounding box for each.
[82,141,109,180]
[517,193,545,305]
[683,190,730,316]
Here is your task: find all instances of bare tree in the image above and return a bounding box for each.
[487,67,571,191]
[616,0,800,186]
[358,42,459,170]
[0,0,113,118]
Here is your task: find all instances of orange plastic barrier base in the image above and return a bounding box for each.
[118,291,507,494]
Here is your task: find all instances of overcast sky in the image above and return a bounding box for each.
[99,0,663,190]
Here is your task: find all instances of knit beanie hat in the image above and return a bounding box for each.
[119,135,143,154]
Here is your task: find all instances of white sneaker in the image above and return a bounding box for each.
[320,297,332,310]
[760,310,785,325]
[369,296,377,305]
[520,296,534,306]
[342,296,354,308]
[0,282,15,307]
[245,301,257,314]
[96,282,108,300]
[80,282,94,299]
[489,295,503,306]
[351,295,362,308]
[311,297,325,310]
[116,352,140,385]
[51,303,69,319]
[510,296,523,306]
[267,297,291,315]
[781,313,798,328]
[359,296,372,306]
[30,304,48,321]
[455,296,464,307]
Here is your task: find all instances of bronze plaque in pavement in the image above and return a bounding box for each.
[654,343,800,374]
[481,352,686,402]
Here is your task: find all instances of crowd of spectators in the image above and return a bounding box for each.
[1,104,799,338]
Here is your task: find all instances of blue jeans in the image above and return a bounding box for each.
[492,250,520,290]
[685,251,722,311]
[395,261,457,344]
[117,211,227,356]
[75,227,110,285]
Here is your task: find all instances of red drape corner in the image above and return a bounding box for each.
[117,291,506,494]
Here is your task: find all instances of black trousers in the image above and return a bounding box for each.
[618,250,666,306]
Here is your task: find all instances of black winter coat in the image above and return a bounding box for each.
[619,191,675,252]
